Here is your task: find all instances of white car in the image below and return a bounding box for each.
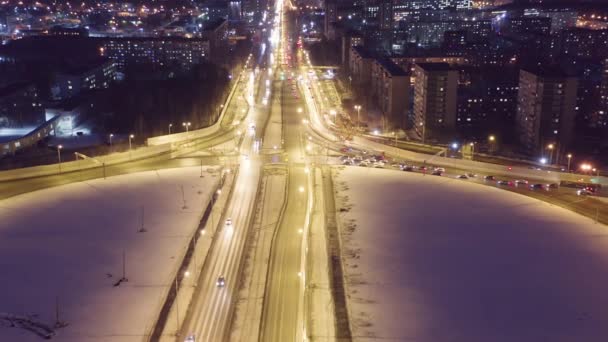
[225,218,232,226]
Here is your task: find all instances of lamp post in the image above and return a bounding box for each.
[329,109,336,124]
[419,122,426,144]
[109,134,114,146]
[469,142,475,160]
[57,145,63,173]
[567,153,572,172]
[488,135,495,153]
[547,143,555,165]
[169,123,173,135]
[129,134,134,159]
[182,122,191,133]
[354,105,361,129]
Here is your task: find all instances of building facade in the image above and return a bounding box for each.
[515,67,578,154]
[412,63,458,141]
[0,82,44,128]
[100,37,210,71]
[52,59,116,100]
[371,58,409,128]
[349,45,373,86]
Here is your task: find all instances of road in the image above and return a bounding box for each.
[259,2,311,341]
[179,5,281,341]
[260,59,309,342]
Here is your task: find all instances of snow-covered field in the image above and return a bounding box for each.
[0,166,220,341]
[334,166,608,342]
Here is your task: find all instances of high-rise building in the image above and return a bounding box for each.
[349,45,374,86]
[561,28,608,60]
[594,58,608,127]
[100,37,210,71]
[371,58,409,128]
[412,63,458,141]
[515,66,578,154]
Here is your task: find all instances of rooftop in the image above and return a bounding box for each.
[352,45,373,59]
[375,58,407,76]
[415,62,453,72]
[521,65,571,78]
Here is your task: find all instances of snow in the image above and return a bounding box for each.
[333,166,608,342]
[0,166,220,341]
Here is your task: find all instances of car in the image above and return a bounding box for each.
[225,218,232,226]
[431,170,442,176]
[546,183,559,189]
[403,165,414,172]
[391,163,403,169]
[372,161,385,168]
[339,155,350,161]
[342,159,353,165]
[484,175,496,181]
[577,187,596,196]
[497,180,513,186]
[358,160,370,167]
[434,167,445,173]
[515,179,528,185]
[530,183,545,190]
[457,174,468,179]
[418,166,427,172]
[216,276,226,287]
[185,335,196,342]
[466,173,477,178]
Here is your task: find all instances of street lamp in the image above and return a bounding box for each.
[546,143,555,165]
[354,105,361,129]
[129,134,134,159]
[419,122,426,144]
[567,153,572,172]
[469,142,475,159]
[57,145,63,173]
[182,122,191,133]
[109,133,114,146]
[488,135,495,153]
[169,123,173,135]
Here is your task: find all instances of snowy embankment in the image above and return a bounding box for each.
[0,166,220,341]
[333,166,608,342]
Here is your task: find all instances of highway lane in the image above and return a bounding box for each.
[260,3,310,341]
[179,14,279,341]
[260,74,309,342]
